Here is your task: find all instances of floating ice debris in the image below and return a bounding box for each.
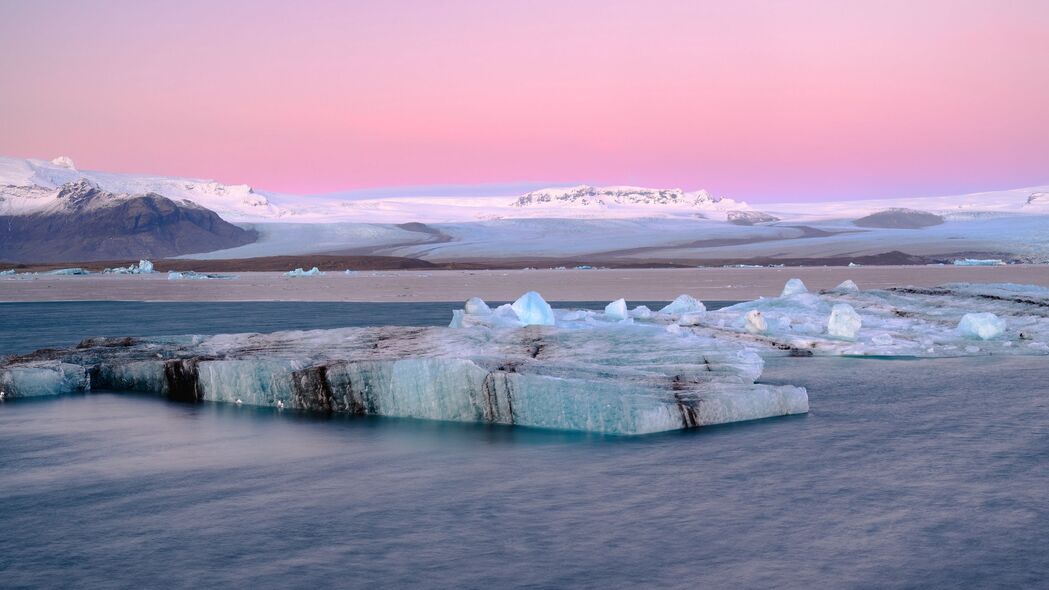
[168,271,235,280]
[103,260,154,274]
[953,259,1005,266]
[45,268,90,275]
[835,280,859,292]
[781,278,808,297]
[0,269,15,276]
[512,291,555,326]
[574,265,595,270]
[659,295,705,316]
[848,262,861,267]
[604,298,628,321]
[958,313,1006,340]
[827,304,862,340]
[630,305,654,319]
[744,310,767,334]
[0,322,808,435]
[285,267,324,277]
[464,297,491,315]
[344,270,357,275]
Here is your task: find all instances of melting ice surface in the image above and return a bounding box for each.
[2,281,1047,435]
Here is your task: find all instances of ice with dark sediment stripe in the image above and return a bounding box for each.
[0,316,807,435]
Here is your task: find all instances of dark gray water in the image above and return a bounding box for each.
[1,303,1047,589]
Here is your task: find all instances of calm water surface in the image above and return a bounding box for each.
[0,302,1047,589]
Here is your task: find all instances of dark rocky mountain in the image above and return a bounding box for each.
[853,208,944,229]
[0,180,257,263]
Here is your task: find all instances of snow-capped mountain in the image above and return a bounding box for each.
[0,156,288,221]
[511,185,741,210]
[0,178,256,262]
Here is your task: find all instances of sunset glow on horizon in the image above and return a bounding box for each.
[1,0,1046,202]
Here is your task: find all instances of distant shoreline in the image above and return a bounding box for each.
[2,265,1047,303]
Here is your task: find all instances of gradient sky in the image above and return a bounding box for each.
[1,0,1046,202]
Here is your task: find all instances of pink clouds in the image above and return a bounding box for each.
[0,0,1046,201]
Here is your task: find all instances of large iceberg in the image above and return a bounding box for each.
[0,320,807,435]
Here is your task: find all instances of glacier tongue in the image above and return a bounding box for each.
[0,321,807,435]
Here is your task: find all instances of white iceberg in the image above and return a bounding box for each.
[464,297,492,315]
[512,291,555,326]
[659,295,706,316]
[604,298,628,321]
[781,278,808,297]
[285,267,324,277]
[835,280,859,292]
[958,313,1006,340]
[827,304,862,340]
[103,260,154,274]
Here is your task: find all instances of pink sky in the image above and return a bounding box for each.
[1,0,1046,201]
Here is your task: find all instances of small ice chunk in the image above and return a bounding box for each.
[781,278,808,297]
[285,267,324,277]
[836,280,859,292]
[1,269,16,275]
[511,291,555,326]
[604,298,628,321]
[659,295,706,315]
[137,260,154,274]
[744,310,767,334]
[827,303,862,340]
[630,305,653,319]
[958,313,1006,340]
[871,333,893,346]
[464,297,492,315]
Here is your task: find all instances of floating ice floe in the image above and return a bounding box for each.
[168,271,236,281]
[104,260,154,274]
[45,268,90,275]
[835,280,860,292]
[702,281,1048,357]
[953,259,1005,266]
[0,269,15,276]
[285,267,324,277]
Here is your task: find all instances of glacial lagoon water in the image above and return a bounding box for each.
[1,302,1047,588]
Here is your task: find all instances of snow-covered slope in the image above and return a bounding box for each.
[0,156,288,221]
